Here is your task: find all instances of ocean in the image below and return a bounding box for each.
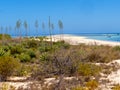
[4,31,120,42]
[72,33,120,42]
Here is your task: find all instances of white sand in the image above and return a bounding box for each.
[47,34,120,46]
[99,59,120,90]
[107,60,120,84]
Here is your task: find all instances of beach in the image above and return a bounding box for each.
[49,34,120,46]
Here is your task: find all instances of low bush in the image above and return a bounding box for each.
[27,49,36,58]
[113,46,120,51]
[54,41,70,49]
[17,64,31,76]
[77,45,120,63]
[2,46,10,52]
[19,53,31,62]
[26,40,39,48]
[10,45,24,55]
[39,45,51,53]
[0,56,20,81]
[40,53,51,61]
[86,80,99,90]
[77,63,101,76]
[0,34,11,40]
[0,48,5,56]
[0,46,11,57]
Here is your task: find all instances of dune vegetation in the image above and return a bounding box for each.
[0,34,120,90]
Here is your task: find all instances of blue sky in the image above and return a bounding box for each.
[0,0,120,34]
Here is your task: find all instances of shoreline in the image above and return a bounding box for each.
[47,34,120,46]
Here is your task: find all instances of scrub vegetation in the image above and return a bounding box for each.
[0,34,120,89]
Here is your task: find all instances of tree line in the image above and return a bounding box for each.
[0,17,63,38]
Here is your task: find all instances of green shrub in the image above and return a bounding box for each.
[114,46,120,51]
[62,42,70,49]
[26,40,39,48]
[17,64,31,76]
[0,48,5,56]
[87,51,100,62]
[77,63,101,76]
[19,53,31,62]
[79,45,120,63]
[10,45,24,55]
[0,34,11,40]
[27,49,36,58]
[39,46,51,53]
[40,53,52,62]
[0,56,20,81]
[54,41,70,49]
[2,46,10,52]
[86,80,99,90]
[4,34,11,40]
[0,46,11,57]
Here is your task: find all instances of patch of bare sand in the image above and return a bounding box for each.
[47,34,120,46]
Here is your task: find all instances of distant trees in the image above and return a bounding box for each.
[58,20,63,31]
[8,26,12,34]
[35,20,39,37]
[16,19,21,38]
[51,23,55,41]
[42,22,45,36]
[58,20,63,40]
[0,26,3,34]
[51,23,54,36]
[0,18,64,39]
[42,22,45,30]
[24,21,28,37]
[48,16,53,48]
[5,26,8,34]
[51,23,54,30]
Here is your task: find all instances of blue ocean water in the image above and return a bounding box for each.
[73,33,120,42]
[2,30,120,42]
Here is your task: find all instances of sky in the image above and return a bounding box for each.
[0,0,120,34]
